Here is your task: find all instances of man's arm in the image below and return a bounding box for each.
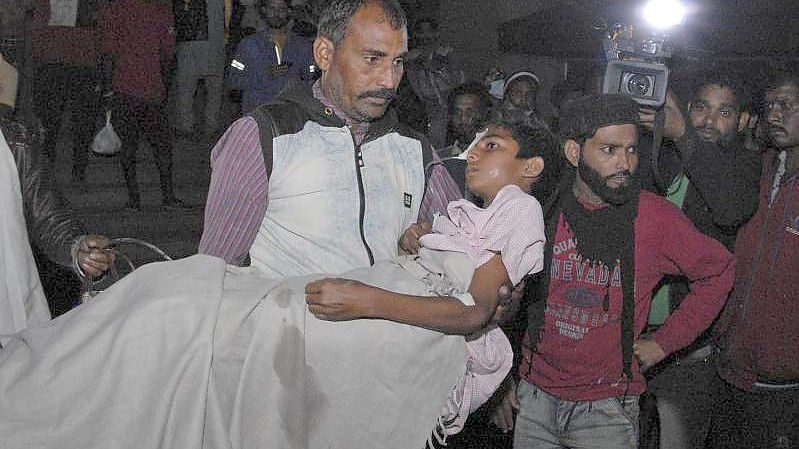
[227,38,260,91]
[649,204,736,356]
[198,117,269,265]
[676,132,761,229]
[5,120,84,267]
[159,8,177,95]
[418,163,462,223]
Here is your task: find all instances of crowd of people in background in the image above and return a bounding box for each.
[0,0,796,448]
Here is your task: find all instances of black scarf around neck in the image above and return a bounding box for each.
[526,178,640,383]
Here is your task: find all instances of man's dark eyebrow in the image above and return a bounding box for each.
[362,49,408,59]
[598,141,636,147]
[363,49,387,57]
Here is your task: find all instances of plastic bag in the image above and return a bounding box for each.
[91,110,122,155]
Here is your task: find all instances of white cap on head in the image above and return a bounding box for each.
[503,71,540,95]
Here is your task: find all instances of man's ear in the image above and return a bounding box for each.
[522,156,545,179]
[313,36,335,72]
[564,139,581,168]
[737,111,751,133]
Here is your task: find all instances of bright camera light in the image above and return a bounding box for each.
[642,0,686,29]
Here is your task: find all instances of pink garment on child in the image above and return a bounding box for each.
[420,184,546,285]
[420,185,547,444]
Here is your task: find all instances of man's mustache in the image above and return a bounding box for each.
[358,89,396,101]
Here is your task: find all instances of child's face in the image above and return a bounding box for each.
[465,125,531,205]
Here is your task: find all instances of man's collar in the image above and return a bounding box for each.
[313,80,362,128]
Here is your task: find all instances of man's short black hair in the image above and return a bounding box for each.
[693,69,752,113]
[317,0,407,46]
[447,82,493,114]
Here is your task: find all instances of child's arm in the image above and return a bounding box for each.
[304,254,510,335]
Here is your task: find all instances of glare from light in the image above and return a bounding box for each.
[642,0,686,29]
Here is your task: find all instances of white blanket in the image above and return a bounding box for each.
[0,129,49,344]
[0,253,509,449]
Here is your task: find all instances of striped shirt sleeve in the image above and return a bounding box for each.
[198,117,269,265]
[419,163,463,223]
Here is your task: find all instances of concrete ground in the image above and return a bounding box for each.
[54,131,215,261]
[52,90,241,262]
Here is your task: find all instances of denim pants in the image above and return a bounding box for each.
[645,349,721,448]
[513,380,639,449]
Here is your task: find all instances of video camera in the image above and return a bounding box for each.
[601,22,673,107]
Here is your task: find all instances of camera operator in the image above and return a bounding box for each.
[637,70,761,449]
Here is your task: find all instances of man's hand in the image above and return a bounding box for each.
[305,278,377,321]
[743,113,762,152]
[633,339,667,371]
[77,235,115,278]
[638,90,686,140]
[399,221,432,255]
[489,376,519,433]
[490,281,525,326]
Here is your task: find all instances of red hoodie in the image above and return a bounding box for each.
[717,149,799,390]
[520,191,735,401]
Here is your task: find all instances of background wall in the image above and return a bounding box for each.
[436,0,566,120]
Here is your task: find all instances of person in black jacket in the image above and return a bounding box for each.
[638,70,761,449]
[1,107,115,328]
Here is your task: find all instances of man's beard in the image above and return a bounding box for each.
[577,155,640,206]
[695,125,737,147]
[450,123,480,146]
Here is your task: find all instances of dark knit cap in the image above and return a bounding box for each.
[560,93,639,140]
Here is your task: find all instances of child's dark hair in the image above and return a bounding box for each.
[486,119,558,161]
[488,119,561,203]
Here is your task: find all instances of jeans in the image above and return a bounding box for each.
[513,380,639,449]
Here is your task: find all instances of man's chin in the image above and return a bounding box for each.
[599,183,639,206]
[354,104,390,122]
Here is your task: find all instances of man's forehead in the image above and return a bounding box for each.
[697,84,738,103]
[342,5,407,47]
[593,123,638,141]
